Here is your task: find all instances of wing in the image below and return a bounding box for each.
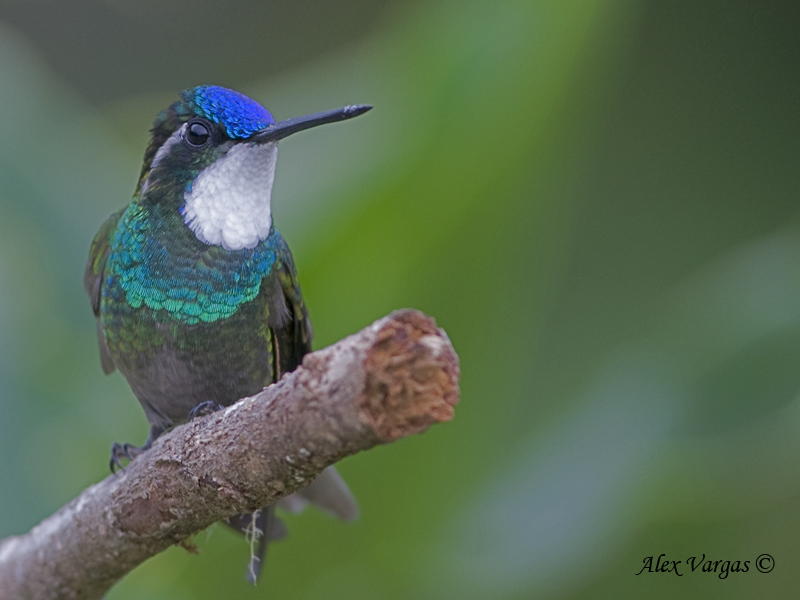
[269,233,313,376]
[84,209,124,374]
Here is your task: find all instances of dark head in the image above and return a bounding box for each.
[137,85,371,250]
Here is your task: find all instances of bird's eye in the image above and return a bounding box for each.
[185,121,210,147]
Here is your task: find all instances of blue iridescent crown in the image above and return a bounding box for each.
[185,85,275,139]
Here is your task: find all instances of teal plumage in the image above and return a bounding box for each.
[106,202,277,324]
[86,197,308,432]
[84,86,370,582]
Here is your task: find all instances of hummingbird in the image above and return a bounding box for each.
[84,85,371,582]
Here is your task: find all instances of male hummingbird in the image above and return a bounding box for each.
[84,85,370,582]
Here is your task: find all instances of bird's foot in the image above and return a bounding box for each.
[109,442,146,473]
[187,401,225,421]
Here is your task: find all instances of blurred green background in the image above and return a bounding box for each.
[1,0,799,597]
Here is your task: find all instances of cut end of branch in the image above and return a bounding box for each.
[360,310,460,442]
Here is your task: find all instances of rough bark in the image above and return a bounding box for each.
[0,309,459,600]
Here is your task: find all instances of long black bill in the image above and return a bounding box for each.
[252,104,372,144]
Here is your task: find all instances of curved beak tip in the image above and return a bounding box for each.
[254,103,373,144]
[344,104,373,117]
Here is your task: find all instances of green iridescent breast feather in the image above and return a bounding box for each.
[103,202,279,325]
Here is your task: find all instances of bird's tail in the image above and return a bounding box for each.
[225,465,358,583]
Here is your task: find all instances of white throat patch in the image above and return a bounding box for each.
[183,142,278,250]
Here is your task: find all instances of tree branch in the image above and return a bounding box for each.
[0,310,459,600]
